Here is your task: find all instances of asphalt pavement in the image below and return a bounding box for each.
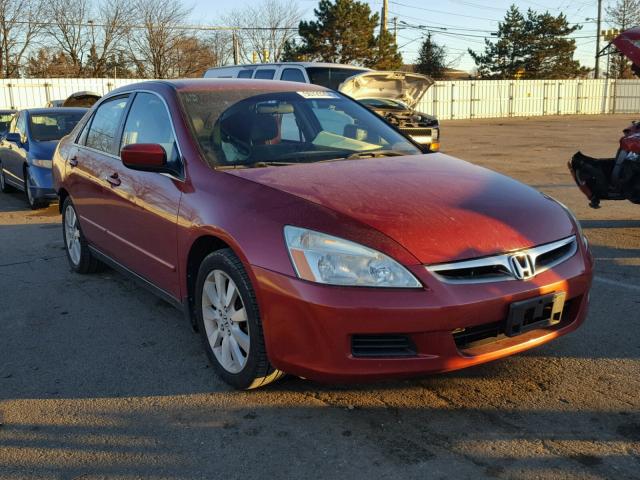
[0,114,639,479]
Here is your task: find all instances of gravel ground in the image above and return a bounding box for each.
[0,114,639,480]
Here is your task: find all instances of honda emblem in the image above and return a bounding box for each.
[509,253,535,280]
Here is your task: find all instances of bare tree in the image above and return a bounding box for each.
[225,0,301,63]
[86,0,135,77]
[165,35,221,77]
[46,0,91,75]
[0,0,46,77]
[207,30,233,68]
[606,0,640,78]
[129,0,192,78]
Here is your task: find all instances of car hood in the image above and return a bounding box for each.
[612,27,640,67]
[30,140,58,159]
[338,71,434,109]
[226,154,574,265]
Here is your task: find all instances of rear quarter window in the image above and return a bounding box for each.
[280,68,306,83]
[254,69,276,80]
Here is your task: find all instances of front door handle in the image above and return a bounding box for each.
[106,172,121,187]
[69,156,78,167]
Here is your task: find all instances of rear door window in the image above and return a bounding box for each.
[280,68,306,83]
[254,69,276,80]
[85,96,129,155]
[237,69,254,78]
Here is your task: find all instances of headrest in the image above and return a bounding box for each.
[250,115,278,144]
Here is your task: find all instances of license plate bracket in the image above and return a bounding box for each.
[505,292,566,337]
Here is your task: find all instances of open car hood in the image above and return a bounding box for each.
[612,27,640,67]
[338,71,434,109]
[62,91,101,108]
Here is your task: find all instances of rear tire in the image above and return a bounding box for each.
[195,248,283,389]
[24,167,47,209]
[62,196,101,274]
[0,164,14,193]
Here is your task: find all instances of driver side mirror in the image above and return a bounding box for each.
[121,143,170,173]
[5,132,22,145]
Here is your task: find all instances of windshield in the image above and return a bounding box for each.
[305,67,369,90]
[179,89,421,168]
[29,112,85,142]
[359,98,407,110]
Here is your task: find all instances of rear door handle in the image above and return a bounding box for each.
[106,172,121,187]
[69,156,78,167]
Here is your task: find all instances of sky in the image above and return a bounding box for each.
[191,0,609,72]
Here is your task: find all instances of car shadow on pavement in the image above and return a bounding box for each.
[1,397,638,479]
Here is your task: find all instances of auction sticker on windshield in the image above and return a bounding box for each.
[297,91,339,99]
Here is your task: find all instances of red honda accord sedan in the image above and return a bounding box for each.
[53,79,593,389]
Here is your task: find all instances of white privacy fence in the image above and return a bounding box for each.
[416,79,640,119]
[2,77,640,119]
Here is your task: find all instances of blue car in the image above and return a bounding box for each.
[0,108,87,209]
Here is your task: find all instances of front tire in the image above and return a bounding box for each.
[195,249,283,389]
[62,196,101,273]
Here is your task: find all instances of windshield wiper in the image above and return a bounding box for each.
[345,149,409,160]
[247,161,297,168]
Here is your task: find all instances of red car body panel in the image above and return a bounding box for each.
[226,155,574,264]
[612,27,640,68]
[52,79,594,384]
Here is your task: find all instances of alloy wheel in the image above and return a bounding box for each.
[64,204,82,266]
[201,269,250,374]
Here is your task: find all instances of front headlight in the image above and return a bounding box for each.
[32,159,52,168]
[284,226,422,288]
[556,200,588,249]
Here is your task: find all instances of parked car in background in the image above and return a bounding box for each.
[204,62,440,151]
[0,108,87,209]
[0,109,16,135]
[45,91,101,108]
[53,79,592,390]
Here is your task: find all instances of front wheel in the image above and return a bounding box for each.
[62,197,101,273]
[195,249,283,389]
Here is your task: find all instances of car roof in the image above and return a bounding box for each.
[23,107,88,114]
[108,78,337,95]
[207,62,371,70]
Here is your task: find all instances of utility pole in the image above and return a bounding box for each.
[232,30,239,65]
[393,17,398,44]
[381,0,388,34]
[595,0,602,78]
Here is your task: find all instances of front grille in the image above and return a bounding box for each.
[351,334,417,358]
[454,298,575,350]
[427,236,577,284]
[400,127,433,136]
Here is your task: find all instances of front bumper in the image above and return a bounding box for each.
[252,247,592,383]
[28,165,56,200]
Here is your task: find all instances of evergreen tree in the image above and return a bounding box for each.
[415,34,447,79]
[469,5,586,79]
[367,30,403,70]
[293,0,401,68]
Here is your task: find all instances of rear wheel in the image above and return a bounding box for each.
[62,196,101,273]
[195,249,283,389]
[23,167,48,209]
